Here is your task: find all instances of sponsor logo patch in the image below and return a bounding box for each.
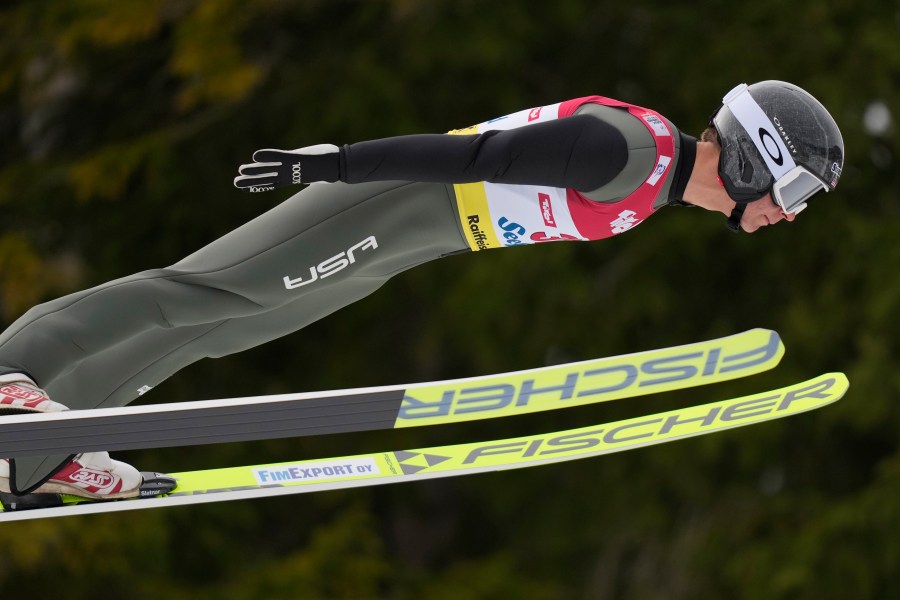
[497,217,528,246]
[772,117,797,155]
[830,162,842,188]
[538,193,557,228]
[70,469,114,489]
[467,215,491,251]
[399,330,783,422]
[0,385,42,402]
[283,236,378,289]
[758,128,784,166]
[253,458,380,484]
[610,209,640,234]
[646,156,672,186]
[642,114,671,137]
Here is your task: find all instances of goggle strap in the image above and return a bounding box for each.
[721,84,797,180]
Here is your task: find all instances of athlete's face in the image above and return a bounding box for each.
[739,194,796,233]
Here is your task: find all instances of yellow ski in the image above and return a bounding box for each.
[0,329,783,457]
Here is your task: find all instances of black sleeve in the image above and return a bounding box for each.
[339,114,629,192]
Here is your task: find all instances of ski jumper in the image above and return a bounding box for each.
[447,97,678,249]
[0,96,697,491]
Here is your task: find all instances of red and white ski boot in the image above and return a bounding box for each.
[0,452,143,499]
[0,375,176,505]
[0,376,68,414]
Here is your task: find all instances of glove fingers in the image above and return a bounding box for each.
[238,162,280,177]
[236,145,339,192]
[251,149,293,163]
[234,174,276,191]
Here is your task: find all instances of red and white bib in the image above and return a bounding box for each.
[452,96,675,251]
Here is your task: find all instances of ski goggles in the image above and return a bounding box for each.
[770,164,827,215]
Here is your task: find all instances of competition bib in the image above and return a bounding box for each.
[451,96,676,251]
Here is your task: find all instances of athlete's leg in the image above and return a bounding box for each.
[44,179,467,410]
[46,275,390,409]
[0,180,465,395]
[3,180,467,490]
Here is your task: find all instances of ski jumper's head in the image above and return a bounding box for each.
[701,81,844,233]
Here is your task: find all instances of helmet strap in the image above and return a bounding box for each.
[726,203,746,233]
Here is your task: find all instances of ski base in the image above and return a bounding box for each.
[0,372,848,522]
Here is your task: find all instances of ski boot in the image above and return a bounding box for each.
[0,375,177,510]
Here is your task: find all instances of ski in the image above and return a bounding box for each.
[0,329,782,457]
[0,372,848,522]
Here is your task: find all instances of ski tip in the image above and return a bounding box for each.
[827,371,850,394]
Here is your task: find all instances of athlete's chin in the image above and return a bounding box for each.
[740,222,762,233]
[740,217,769,233]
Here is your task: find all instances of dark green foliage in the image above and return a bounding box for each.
[0,0,897,597]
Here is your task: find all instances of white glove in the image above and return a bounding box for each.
[233,144,340,192]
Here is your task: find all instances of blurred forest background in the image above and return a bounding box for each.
[0,0,898,598]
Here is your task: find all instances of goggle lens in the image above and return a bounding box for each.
[773,166,828,214]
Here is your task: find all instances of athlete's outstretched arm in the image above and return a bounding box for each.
[235,114,629,193]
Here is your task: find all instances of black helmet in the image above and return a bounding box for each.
[711,81,844,215]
